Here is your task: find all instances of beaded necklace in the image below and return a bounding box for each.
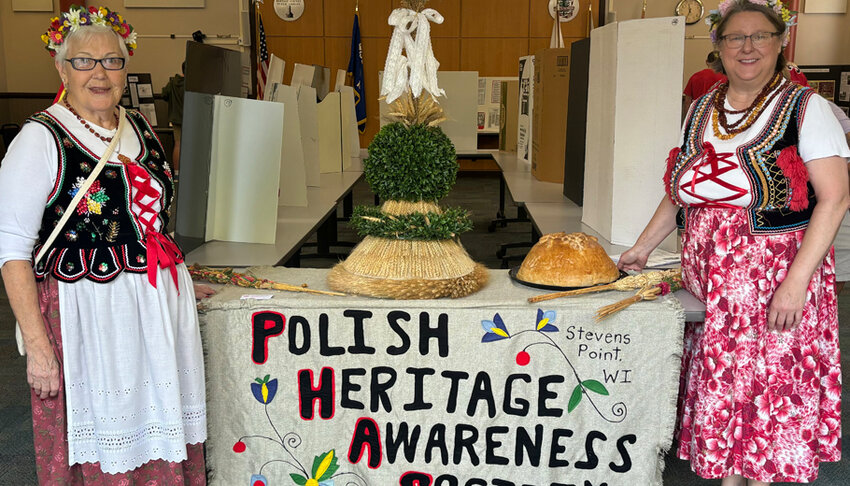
[63,100,119,143]
[711,71,784,140]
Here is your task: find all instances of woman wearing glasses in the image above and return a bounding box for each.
[619,1,848,484]
[0,6,211,484]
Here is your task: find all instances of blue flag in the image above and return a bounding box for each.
[347,14,366,133]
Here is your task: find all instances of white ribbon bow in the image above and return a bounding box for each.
[380,8,445,104]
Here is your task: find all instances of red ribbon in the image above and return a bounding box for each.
[124,161,182,291]
[681,141,747,208]
[145,231,183,291]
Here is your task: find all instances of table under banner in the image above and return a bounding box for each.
[198,268,685,486]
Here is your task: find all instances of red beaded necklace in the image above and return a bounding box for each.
[711,71,785,139]
[63,100,119,143]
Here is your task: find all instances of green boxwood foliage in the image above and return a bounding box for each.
[364,123,457,202]
[350,205,472,240]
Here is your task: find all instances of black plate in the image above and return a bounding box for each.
[509,267,628,291]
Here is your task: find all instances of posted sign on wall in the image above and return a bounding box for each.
[200,270,684,486]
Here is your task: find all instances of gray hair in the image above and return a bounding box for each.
[54,24,129,66]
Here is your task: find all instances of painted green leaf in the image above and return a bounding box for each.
[263,374,270,383]
[317,452,340,480]
[254,378,263,384]
[582,379,609,396]
[568,385,583,413]
[290,473,308,485]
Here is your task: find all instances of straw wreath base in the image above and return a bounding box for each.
[327,236,489,299]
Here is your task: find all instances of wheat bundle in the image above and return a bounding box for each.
[528,268,680,303]
[327,236,488,298]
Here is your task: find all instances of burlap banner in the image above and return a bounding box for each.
[199,268,684,486]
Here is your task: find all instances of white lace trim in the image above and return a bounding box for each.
[68,404,206,474]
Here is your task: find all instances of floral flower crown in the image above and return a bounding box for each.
[42,5,137,57]
[706,0,796,46]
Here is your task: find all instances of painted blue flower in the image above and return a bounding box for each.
[481,313,510,342]
[535,309,558,332]
[250,473,268,485]
[251,375,278,404]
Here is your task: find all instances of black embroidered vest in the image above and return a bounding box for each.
[666,81,816,235]
[27,109,181,283]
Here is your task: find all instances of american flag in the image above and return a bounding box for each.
[256,13,269,100]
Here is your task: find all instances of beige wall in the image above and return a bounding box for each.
[796,9,850,65]
[0,0,245,94]
[613,1,850,88]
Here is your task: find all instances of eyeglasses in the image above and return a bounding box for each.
[719,32,780,49]
[65,57,126,71]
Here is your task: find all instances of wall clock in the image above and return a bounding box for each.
[675,0,704,25]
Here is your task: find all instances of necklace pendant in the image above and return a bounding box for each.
[118,154,132,165]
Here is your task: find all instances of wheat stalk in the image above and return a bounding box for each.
[594,285,664,321]
[527,269,680,303]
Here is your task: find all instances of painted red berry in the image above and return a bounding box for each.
[233,440,246,453]
[253,481,265,486]
[516,351,530,366]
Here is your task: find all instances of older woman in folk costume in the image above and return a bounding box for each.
[0,6,211,484]
[618,1,848,484]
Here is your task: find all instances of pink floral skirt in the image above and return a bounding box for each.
[30,277,207,485]
[676,207,842,483]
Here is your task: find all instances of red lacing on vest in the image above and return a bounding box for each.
[125,162,182,290]
[681,142,748,209]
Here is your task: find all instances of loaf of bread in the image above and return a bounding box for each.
[517,232,620,287]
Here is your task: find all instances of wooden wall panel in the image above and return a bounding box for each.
[431,38,461,71]
[265,37,326,84]
[260,0,586,144]
[324,0,393,38]
[461,0,529,38]
[528,37,552,56]
[529,0,591,38]
[391,0,461,37]
[461,38,529,76]
[261,0,324,36]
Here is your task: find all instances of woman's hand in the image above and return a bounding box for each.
[767,279,807,332]
[193,283,216,301]
[617,247,649,272]
[26,340,60,400]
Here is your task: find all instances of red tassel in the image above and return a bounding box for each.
[664,147,681,201]
[776,146,809,211]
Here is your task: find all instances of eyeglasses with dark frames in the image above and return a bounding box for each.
[65,57,126,71]
[719,32,780,49]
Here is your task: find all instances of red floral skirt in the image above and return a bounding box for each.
[30,277,207,485]
[676,207,842,483]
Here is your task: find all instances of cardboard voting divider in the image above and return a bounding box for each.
[291,63,331,101]
[378,71,478,153]
[499,80,519,152]
[269,83,308,207]
[297,85,321,186]
[531,47,572,183]
[263,55,286,101]
[334,68,347,92]
[477,76,516,133]
[339,86,361,171]
[582,18,684,250]
[205,96,283,244]
[517,55,535,164]
[317,92,343,174]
